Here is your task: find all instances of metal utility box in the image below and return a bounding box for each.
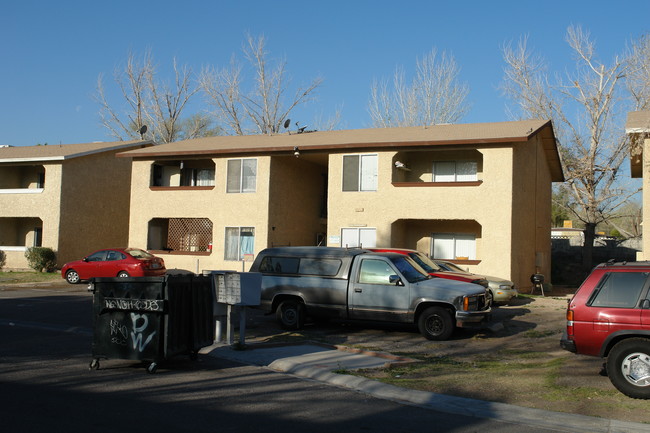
[208,271,261,345]
[214,272,262,306]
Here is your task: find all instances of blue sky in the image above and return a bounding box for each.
[2,0,649,146]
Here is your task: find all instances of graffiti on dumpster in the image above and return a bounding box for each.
[130,313,156,352]
[109,319,128,346]
[103,297,164,312]
[107,313,157,352]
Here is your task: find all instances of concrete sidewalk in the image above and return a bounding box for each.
[203,342,650,433]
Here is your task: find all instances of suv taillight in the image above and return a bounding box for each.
[566,309,574,336]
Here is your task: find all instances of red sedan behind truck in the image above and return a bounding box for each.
[61,248,166,284]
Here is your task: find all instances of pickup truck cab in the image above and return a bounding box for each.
[250,247,492,340]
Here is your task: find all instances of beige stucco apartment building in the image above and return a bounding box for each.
[626,110,650,259]
[0,140,152,269]
[119,119,563,290]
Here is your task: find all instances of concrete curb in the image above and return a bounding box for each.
[207,342,650,433]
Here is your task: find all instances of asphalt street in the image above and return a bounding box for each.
[1,284,648,433]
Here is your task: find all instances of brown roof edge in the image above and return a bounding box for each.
[116,135,537,159]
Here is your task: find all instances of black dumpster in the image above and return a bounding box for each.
[89,274,214,373]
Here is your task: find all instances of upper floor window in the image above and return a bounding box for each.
[432,233,476,260]
[227,159,257,193]
[432,161,477,182]
[343,154,377,192]
[151,160,215,187]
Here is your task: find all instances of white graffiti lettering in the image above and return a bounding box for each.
[130,313,156,352]
[104,298,163,312]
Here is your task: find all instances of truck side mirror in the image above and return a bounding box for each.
[641,299,650,309]
[389,275,403,286]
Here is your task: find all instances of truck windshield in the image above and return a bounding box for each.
[391,256,431,283]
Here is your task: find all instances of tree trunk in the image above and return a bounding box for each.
[582,222,596,277]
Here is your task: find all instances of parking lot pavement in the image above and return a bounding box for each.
[203,342,650,433]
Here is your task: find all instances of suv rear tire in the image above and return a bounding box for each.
[607,338,650,399]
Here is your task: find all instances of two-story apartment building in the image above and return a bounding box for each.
[626,110,650,259]
[0,140,153,269]
[119,119,562,290]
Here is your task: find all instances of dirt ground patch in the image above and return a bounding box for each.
[242,290,650,425]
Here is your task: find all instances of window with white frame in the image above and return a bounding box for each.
[225,227,255,260]
[342,154,377,191]
[432,161,477,182]
[341,227,376,248]
[227,159,257,193]
[431,233,476,260]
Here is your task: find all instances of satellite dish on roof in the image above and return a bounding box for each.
[283,119,291,129]
[139,125,148,138]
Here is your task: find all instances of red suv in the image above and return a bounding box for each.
[561,261,650,399]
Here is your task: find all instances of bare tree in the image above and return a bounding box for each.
[95,52,203,143]
[96,52,152,141]
[627,34,650,111]
[501,27,643,274]
[368,49,470,127]
[199,34,323,135]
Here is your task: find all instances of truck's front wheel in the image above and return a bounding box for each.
[418,307,454,340]
[276,299,305,330]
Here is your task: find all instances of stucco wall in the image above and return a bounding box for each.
[0,163,62,269]
[326,147,523,286]
[511,136,553,287]
[127,157,272,273]
[267,156,326,247]
[57,151,134,265]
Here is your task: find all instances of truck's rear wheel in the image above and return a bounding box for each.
[607,338,650,399]
[276,299,305,330]
[418,307,454,340]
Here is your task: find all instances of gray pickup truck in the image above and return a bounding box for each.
[250,246,492,340]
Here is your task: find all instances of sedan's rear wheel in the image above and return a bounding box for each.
[117,271,130,278]
[65,270,80,284]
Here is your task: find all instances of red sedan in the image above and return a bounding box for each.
[61,248,166,284]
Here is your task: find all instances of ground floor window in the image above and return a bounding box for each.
[148,218,213,253]
[225,227,255,260]
[431,233,476,260]
[341,227,376,248]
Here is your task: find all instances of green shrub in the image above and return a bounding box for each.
[24,247,57,273]
[0,250,5,269]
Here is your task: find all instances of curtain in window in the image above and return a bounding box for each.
[197,169,215,186]
[240,227,255,257]
[225,227,239,260]
[360,155,378,191]
[227,160,241,193]
[432,162,456,182]
[342,155,360,191]
[242,159,257,192]
[456,161,477,181]
[432,234,455,259]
